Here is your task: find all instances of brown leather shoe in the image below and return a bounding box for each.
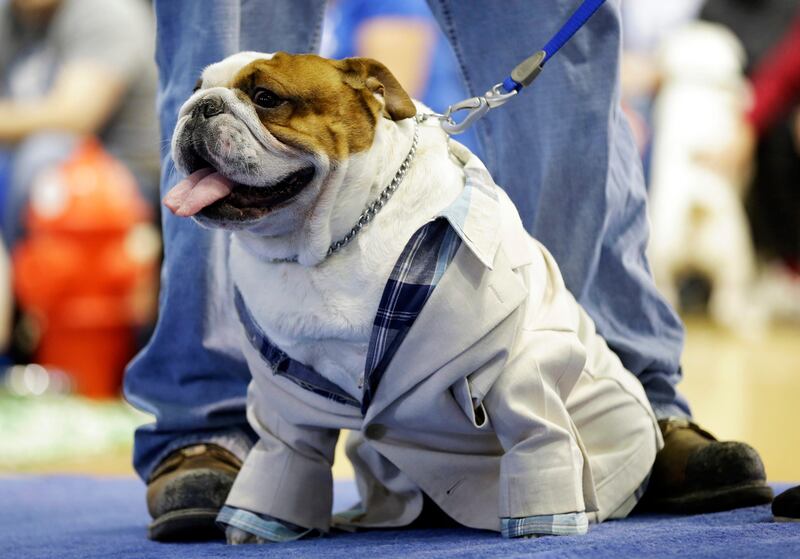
[639,419,773,513]
[146,443,242,542]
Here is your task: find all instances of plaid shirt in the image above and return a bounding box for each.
[228,155,586,540]
[361,218,461,413]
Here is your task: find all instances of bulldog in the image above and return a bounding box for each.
[165,51,662,544]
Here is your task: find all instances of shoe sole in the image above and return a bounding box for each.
[647,482,774,514]
[774,516,800,522]
[148,508,224,542]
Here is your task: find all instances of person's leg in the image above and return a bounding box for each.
[426,0,769,511]
[425,0,687,417]
[122,0,326,540]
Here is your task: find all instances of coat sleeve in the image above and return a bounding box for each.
[481,256,597,525]
[223,380,340,533]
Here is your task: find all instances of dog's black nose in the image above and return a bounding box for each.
[195,95,224,119]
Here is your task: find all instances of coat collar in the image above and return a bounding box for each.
[435,141,503,270]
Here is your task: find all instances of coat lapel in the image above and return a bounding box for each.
[363,238,528,423]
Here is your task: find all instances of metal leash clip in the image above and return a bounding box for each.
[438,84,517,135]
[434,50,546,135]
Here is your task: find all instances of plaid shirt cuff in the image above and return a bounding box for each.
[501,512,588,538]
[217,506,313,542]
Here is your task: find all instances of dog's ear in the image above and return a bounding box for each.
[338,57,417,121]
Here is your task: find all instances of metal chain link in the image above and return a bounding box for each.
[269,122,419,264]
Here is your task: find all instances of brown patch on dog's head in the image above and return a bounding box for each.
[230,52,416,162]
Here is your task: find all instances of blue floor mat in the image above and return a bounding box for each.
[1,476,798,559]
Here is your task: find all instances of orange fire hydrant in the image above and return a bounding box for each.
[12,139,160,398]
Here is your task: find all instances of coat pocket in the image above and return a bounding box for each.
[451,377,490,429]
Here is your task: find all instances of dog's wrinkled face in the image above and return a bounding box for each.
[166,51,416,233]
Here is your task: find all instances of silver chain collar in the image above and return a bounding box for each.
[268,121,420,264]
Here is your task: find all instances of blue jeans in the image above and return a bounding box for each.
[125,0,689,482]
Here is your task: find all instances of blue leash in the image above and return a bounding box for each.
[542,0,607,64]
[432,0,607,134]
[502,0,606,93]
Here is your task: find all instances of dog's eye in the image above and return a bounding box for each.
[193,78,203,93]
[252,88,284,109]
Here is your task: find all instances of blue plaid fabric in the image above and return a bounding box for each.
[501,512,588,538]
[217,506,314,542]
[361,218,461,413]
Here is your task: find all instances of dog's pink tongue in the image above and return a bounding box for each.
[163,168,212,213]
[163,169,234,217]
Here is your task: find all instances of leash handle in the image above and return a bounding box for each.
[439,0,607,134]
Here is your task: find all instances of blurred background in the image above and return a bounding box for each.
[0,0,797,482]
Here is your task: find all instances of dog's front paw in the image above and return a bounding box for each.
[225,525,271,545]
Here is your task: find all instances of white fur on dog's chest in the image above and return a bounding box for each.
[230,236,389,397]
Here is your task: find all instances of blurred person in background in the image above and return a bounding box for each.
[0,0,159,247]
[126,0,772,543]
[320,0,481,155]
[645,20,765,336]
[699,1,800,320]
[0,0,159,368]
[621,0,800,325]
